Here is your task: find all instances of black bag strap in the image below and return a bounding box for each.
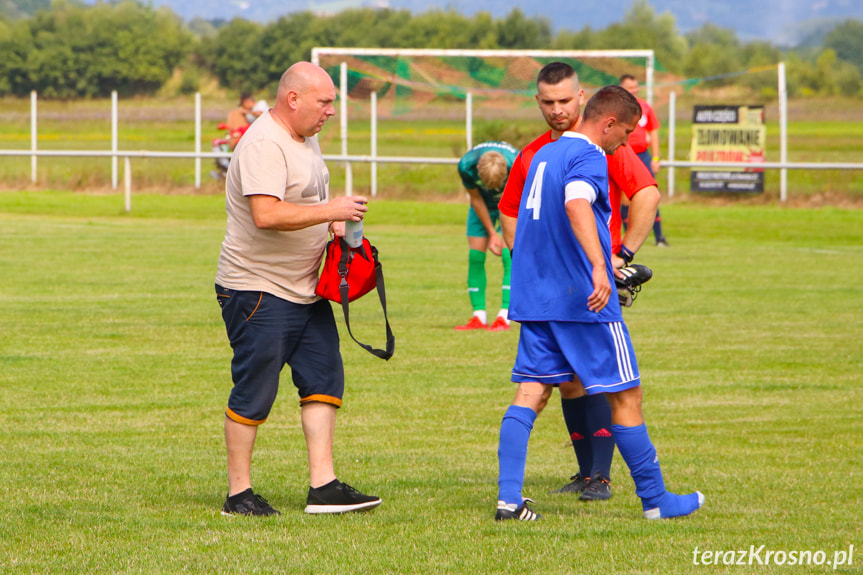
[337,240,395,361]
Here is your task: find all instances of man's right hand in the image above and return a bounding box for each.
[329,195,368,222]
[587,265,612,313]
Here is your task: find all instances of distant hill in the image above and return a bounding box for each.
[16,0,863,46]
[0,0,50,20]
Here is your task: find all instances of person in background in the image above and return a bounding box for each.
[454,141,519,332]
[225,92,256,150]
[248,99,269,123]
[619,74,669,247]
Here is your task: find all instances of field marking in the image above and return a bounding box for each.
[795,247,853,255]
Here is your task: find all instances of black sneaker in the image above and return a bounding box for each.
[304,480,382,514]
[221,488,281,516]
[495,499,541,521]
[551,472,589,494]
[579,473,612,501]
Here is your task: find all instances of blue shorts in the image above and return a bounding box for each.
[216,285,345,425]
[512,321,640,394]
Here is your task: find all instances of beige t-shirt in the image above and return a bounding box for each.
[215,111,330,304]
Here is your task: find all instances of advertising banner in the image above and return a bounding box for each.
[690,105,765,193]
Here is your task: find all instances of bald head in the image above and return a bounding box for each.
[278,62,331,98]
[273,62,336,141]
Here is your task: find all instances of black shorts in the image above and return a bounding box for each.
[216,284,345,425]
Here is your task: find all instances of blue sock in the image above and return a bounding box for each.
[497,405,537,505]
[611,423,665,509]
[613,423,703,518]
[653,208,664,241]
[560,396,592,477]
[585,394,614,479]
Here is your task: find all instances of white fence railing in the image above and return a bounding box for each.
[5,81,863,212]
[6,147,861,212]
[0,148,461,212]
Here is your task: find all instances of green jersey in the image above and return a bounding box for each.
[458,141,519,213]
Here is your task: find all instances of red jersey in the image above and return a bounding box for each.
[627,97,659,154]
[498,131,553,218]
[499,130,656,253]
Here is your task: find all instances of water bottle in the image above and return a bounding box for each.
[344,218,363,248]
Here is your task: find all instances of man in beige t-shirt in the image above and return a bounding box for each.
[215,62,381,516]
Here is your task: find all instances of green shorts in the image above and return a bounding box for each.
[466,206,501,238]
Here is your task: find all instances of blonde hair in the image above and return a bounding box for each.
[477,151,508,191]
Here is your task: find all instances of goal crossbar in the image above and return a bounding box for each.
[311,47,655,60]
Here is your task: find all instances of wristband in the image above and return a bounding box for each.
[617,245,635,265]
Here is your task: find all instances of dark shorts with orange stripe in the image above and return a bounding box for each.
[216,284,344,425]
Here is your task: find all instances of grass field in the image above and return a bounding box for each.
[0,192,861,574]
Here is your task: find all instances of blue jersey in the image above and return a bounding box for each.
[509,132,623,323]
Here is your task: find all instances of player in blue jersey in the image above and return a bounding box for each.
[501,62,662,502]
[495,85,704,521]
[454,141,519,332]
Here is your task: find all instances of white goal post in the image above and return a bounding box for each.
[311,47,656,196]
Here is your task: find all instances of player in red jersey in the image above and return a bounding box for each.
[619,73,669,247]
[498,62,660,501]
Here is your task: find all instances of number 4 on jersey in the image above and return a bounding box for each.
[525,161,546,220]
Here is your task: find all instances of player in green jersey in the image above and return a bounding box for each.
[454,141,519,331]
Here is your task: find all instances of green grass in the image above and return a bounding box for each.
[0,192,862,574]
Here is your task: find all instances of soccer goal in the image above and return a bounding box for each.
[310,48,656,196]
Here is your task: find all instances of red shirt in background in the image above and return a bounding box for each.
[627,97,659,154]
[499,130,656,254]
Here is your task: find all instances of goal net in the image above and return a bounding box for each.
[309,48,656,197]
[311,48,656,120]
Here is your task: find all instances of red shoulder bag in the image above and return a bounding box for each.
[315,236,394,360]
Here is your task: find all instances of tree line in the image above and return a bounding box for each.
[1,0,862,99]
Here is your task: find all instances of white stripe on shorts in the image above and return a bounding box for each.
[609,322,635,382]
[511,371,574,382]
